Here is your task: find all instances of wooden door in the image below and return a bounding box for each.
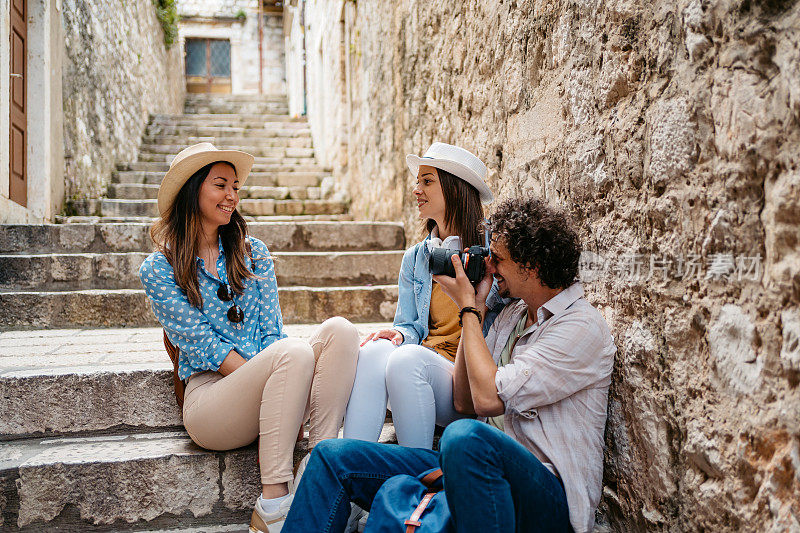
[9,0,26,207]
[185,38,232,94]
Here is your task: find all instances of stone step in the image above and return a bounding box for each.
[0,250,403,290]
[141,525,250,532]
[0,421,397,530]
[136,152,316,166]
[119,161,326,174]
[56,214,356,224]
[142,134,314,148]
[0,285,399,328]
[0,222,405,254]
[71,198,349,218]
[0,431,294,529]
[183,104,289,114]
[108,183,327,201]
[140,144,315,159]
[150,114,308,126]
[144,124,311,138]
[113,169,326,188]
[0,323,392,439]
[185,93,288,103]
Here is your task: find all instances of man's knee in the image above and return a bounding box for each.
[311,438,383,473]
[440,419,489,459]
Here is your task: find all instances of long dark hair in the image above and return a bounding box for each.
[150,161,254,309]
[424,167,484,249]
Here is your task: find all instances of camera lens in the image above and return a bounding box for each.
[429,248,459,277]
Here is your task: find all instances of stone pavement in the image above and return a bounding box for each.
[0,94,405,530]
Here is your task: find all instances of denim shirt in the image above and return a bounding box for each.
[139,236,286,380]
[393,234,507,346]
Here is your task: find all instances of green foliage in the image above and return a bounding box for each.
[234,8,247,21]
[153,0,179,49]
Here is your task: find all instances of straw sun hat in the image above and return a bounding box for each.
[406,142,493,204]
[157,142,255,216]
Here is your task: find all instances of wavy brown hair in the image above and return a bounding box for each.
[489,196,581,289]
[423,167,484,249]
[150,161,254,309]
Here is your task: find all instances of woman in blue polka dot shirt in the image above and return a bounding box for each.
[139,143,359,532]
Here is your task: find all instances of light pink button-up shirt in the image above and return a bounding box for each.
[485,282,616,533]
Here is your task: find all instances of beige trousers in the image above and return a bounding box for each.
[182,316,359,484]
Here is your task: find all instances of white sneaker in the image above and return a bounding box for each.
[250,493,294,533]
[291,452,311,494]
[344,503,365,533]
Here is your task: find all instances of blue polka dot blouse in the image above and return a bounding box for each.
[139,236,286,380]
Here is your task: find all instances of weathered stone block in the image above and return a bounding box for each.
[50,255,92,283]
[240,199,276,216]
[646,98,695,187]
[780,308,800,371]
[273,251,402,286]
[100,224,152,252]
[0,367,180,438]
[708,304,762,394]
[12,435,219,527]
[58,224,95,251]
[273,200,304,216]
[221,448,265,511]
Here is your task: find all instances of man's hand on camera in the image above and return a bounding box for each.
[361,328,403,347]
[474,257,493,313]
[434,254,479,310]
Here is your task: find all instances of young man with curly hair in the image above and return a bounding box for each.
[282,197,617,533]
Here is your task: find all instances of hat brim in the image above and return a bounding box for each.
[406,155,493,204]
[157,150,255,216]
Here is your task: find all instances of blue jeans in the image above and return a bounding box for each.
[283,419,570,533]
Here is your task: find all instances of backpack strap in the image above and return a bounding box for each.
[420,468,444,488]
[162,330,185,408]
[404,468,444,533]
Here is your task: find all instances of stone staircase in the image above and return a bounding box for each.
[0,94,403,530]
[64,94,349,223]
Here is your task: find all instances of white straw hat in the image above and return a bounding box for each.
[406,142,493,204]
[157,142,255,216]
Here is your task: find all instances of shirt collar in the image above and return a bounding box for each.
[539,281,584,320]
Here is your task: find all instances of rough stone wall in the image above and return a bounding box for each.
[295,0,353,174]
[61,0,184,201]
[178,0,252,17]
[297,1,800,531]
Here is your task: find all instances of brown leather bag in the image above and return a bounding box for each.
[163,330,185,408]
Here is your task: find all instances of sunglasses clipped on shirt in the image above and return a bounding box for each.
[217,284,245,323]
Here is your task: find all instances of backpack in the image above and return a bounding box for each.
[364,468,453,533]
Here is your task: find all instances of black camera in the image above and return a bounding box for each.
[429,245,490,284]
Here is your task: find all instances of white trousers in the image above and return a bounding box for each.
[343,339,468,449]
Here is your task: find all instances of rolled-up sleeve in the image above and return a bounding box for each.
[249,238,285,347]
[139,254,234,373]
[495,312,609,412]
[393,247,422,345]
